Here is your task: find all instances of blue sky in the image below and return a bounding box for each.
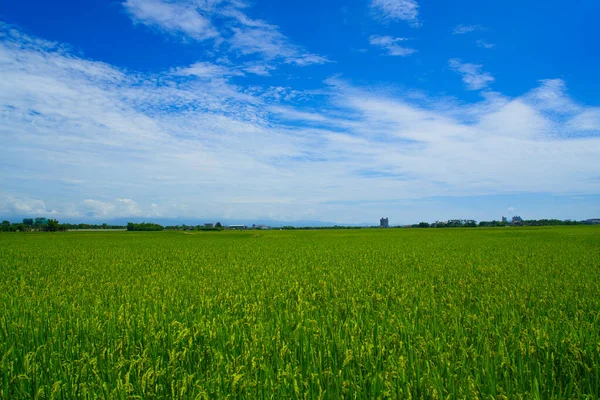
[1,0,599,225]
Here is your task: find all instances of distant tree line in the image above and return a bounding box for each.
[2,220,167,232]
[1,218,65,232]
[60,223,126,230]
[0,218,128,232]
[1,217,597,233]
[278,225,368,230]
[164,222,223,231]
[410,219,590,228]
[126,222,164,231]
[410,219,477,228]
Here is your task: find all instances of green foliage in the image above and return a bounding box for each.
[1,221,33,232]
[126,222,164,231]
[0,220,10,232]
[164,225,222,232]
[412,221,430,228]
[1,227,599,398]
[45,219,60,232]
[479,220,507,227]
[33,217,48,228]
[60,222,125,230]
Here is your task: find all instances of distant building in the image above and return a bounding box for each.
[512,215,523,223]
[204,223,214,228]
[501,216,508,223]
[228,225,247,230]
[585,218,600,225]
[380,217,389,228]
[252,224,270,230]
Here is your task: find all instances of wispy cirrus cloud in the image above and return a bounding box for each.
[453,24,486,34]
[123,0,219,41]
[229,25,329,65]
[369,35,416,56]
[242,62,275,76]
[568,108,600,133]
[370,0,420,26]
[171,61,244,78]
[122,0,329,66]
[1,26,599,223]
[475,39,495,49]
[448,58,495,90]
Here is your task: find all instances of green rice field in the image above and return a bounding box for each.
[1,227,599,398]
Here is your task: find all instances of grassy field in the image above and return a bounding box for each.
[1,227,599,399]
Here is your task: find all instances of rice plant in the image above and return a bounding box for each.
[1,226,599,398]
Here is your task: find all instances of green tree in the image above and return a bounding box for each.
[46,219,60,232]
[215,222,222,229]
[126,222,163,231]
[1,220,11,232]
[14,223,31,232]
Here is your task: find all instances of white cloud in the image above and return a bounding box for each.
[371,0,420,25]
[115,198,142,216]
[449,58,495,90]
[0,195,52,215]
[229,24,329,65]
[453,24,486,35]
[568,108,600,133]
[1,27,599,223]
[524,79,579,114]
[79,198,153,218]
[286,54,330,66]
[172,61,244,78]
[369,35,417,56]
[122,0,328,67]
[477,100,552,139]
[475,39,495,49]
[83,199,115,217]
[123,0,218,41]
[243,63,275,76]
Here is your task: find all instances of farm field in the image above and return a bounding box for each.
[1,227,599,398]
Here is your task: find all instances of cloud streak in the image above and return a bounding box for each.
[369,35,416,56]
[124,0,219,41]
[449,58,495,90]
[123,0,329,66]
[453,24,486,34]
[371,0,420,26]
[476,39,495,49]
